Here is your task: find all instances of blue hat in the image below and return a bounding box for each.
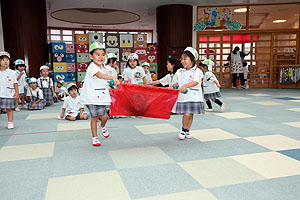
[14,59,25,66]
[28,77,37,84]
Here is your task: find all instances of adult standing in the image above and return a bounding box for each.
[227,46,249,89]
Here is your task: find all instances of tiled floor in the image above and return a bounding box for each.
[0,88,300,200]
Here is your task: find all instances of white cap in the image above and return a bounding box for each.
[40,65,49,71]
[107,53,117,59]
[128,53,139,60]
[184,47,199,60]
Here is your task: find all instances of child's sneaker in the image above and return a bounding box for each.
[92,137,101,146]
[8,122,14,129]
[205,108,213,112]
[15,107,20,112]
[102,127,110,138]
[178,131,186,140]
[185,132,192,139]
[221,103,226,112]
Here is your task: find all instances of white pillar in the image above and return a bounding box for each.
[192,6,197,49]
[0,2,4,50]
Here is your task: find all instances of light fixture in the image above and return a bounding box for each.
[273,19,287,23]
[234,8,247,13]
[214,29,223,31]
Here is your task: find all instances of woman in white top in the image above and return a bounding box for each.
[200,63,226,112]
[173,47,204,140]
[124,53,146,85]
[14,59,27,111]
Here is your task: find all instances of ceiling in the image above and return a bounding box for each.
[47,0,300,30]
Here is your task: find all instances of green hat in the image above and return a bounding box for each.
[67,83,77,90]
[89,42,105,53]
[57,80,65,85]
[142,62,150,67]
[184,47,199,61]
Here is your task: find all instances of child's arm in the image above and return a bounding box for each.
[94,72,120,85]
[148,80,160,85]
[143,76,147,85]
[60,108,66,118]
[180,81,198,93]
[13,83,19,99]
[214,80,221,88]
[32,98,42,108]
[51,86,57,98]
[79,108,84,118]
[16,71,24,81]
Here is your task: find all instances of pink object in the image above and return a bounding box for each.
[66,44,75,53]
[67,63,76,72]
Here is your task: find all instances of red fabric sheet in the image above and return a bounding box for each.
[109,83,179,119]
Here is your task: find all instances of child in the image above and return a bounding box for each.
[57,80,68,101]
[141,62,153,84]
[200,63,226,112]
[124,53,146,85]
[148,58,180,87]
[79,42,119,146]
[173,47,204,140]
[27,77,45,110]
[0,51,19,129]
[38,65,56,106]
[105,53,118,78]
[14,59,27,111]
[59,83,88,121]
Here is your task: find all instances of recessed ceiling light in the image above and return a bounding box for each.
[273,19,287,23]
[234,8,247,13]
[214,29,223,31]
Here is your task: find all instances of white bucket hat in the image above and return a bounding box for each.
[184,47,199,60]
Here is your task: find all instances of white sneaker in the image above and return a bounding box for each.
[241,86,247,89]
[205,108,213,112]
[178,131,186,140]
[57,115,65,120]
[221,103,226,112]
[15,107,20,112]
[185,132,192,139]
[102,127,110,138]
[8,122,14,129]
[92,137,101,146]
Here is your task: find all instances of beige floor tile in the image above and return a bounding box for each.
[0,142,55,162]
[292,97,300,99]
[178,157,265,188]
[191,128,240,142]
[248,94,271,97]
[57,122,90,131]
[287,108,300,112]
[245,134,300,151]
[215,112,255,119]
[289,100,300,103]
[231,152,300,179]
[284,121,300,128]
[26,113,59,120]
[45,170,130,200]
[109,146,174,169]
[136,189,217,200]
[253,101,282,106]
[135,123,180,135]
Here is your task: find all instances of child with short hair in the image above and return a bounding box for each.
[0,51,19,129]
[173,47,205,140]
[142,62,152,84]
[57,80,68,101]
[80,42,119,146]
[124,53,146,85]
[14,59,27,111]
[38,65,57,106]
[27,77,45,110]
[105,53,118,78]
[59,83,88,121]
[200,63,226,112]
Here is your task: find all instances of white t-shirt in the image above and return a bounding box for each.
[15,70,27,94]
[203,71,220,94]
[159,73,177,87]
[174,66,204,103]
[58,86,68,96]
[145,72,152,84]
[79,62,111,105]
[105,65,117,78]
[124,66,145,85]
[63,96,84,117]
[0,69,18,98]
[37,77,54,89]
[27,87,44,99]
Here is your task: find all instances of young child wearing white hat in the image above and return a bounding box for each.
[142,62,153,84]
[37,65,57,106]
[124,53,146,85]
[27,77,45,110]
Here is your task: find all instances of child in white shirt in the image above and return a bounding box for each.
[14,59,27,111]
[38,65,57,106]
[59,83,88,121]
[57,80,68,101]
[27,77,45,110]
[142,62,152,84]
[124,53,146,85]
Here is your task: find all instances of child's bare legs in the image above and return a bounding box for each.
[91,114,108,137]
[21,96,25,106]
[182,113,193,129]
[6,109,14,122]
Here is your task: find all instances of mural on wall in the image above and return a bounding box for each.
[194,7,242,31]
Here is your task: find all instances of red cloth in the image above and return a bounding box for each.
[109,83,178,119]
